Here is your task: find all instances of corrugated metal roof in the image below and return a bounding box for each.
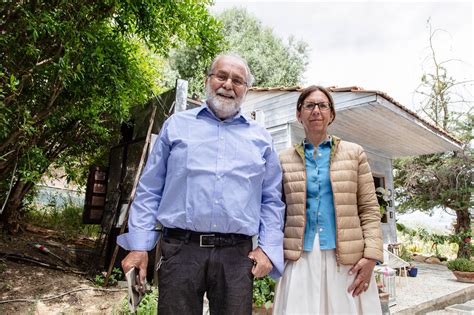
[248,85,463,146]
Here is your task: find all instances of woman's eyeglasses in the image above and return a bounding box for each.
[300,102,331,111]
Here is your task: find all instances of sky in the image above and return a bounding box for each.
[211,1,473,110]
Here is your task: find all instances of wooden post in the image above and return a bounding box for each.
[104,105,157,286]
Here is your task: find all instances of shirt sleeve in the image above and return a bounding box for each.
[257,141,285,278]
[117,119,172,251]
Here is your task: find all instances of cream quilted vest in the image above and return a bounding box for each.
[279,136,383,265]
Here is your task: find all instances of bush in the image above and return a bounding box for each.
[447,258,474,272]
[24,201,99,239]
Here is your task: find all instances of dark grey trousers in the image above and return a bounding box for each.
[158,236,254,315]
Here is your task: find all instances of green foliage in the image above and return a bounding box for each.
[94,274,105,287]
[24,200,99,239]
[0,0,223,225]
[94,268,123,286]
[396,223,467,260]
[116,287,158,314]
[168,7,309,96]
[253,276,276,308]
[393,21,473,259]
[397,244,413,262]
[447,258,474,272]
[135,287,158,314]
[375,187,390,216]
[0,260,6,273]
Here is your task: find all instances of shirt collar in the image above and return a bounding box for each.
[196,102,249,124]
[303,136,333,149]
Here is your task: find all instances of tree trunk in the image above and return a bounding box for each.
[455,209,471,259]
[0,179,34,234]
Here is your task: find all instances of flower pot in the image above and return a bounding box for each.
[408,267,418,277]
[252,303,273,315]
[452,271,474,283]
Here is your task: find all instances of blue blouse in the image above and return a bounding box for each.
[303,138,337,251]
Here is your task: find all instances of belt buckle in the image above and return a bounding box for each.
[199,234,215,247]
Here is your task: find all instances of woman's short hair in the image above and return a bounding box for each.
[296,85,336,124]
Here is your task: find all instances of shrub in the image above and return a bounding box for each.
[24,201,99,239]
[447,258,474,272]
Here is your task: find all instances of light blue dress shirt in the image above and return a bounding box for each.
[117,103,285,277]
[303,139,337,251]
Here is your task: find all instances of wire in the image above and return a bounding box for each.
[0,287,127,304]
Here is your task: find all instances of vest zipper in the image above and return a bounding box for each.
[329,139,340,268]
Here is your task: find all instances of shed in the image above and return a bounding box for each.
[240,86,463,244]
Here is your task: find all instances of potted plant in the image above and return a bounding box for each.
[375,187,391,216]
[407,264,418,277]
[253,276,275,314]
[447,258,474,283]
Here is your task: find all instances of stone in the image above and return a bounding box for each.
[425,257,442,264]
[412,254,428,262]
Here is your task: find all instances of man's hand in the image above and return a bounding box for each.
[248,247,273,278]
[121,251,148,285]
[347,257,377,297]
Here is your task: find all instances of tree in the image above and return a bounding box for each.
[168,7,309,95]
[0,0,223,231]
[393,21,473,258]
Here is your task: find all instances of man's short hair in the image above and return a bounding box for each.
[208,53,255,87]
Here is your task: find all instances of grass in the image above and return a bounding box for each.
[24,200,100,239]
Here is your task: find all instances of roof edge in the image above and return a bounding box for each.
[248,85,463,147]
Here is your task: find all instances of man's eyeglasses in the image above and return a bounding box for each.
[208,72,248,87]
[300,102,331,112]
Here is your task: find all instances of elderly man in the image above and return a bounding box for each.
[118,53,285,314]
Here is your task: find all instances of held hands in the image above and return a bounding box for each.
[347,257,377,297]
[248,247,273,278]
[121,251,148,285]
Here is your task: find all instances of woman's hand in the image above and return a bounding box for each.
[347,257,377,297]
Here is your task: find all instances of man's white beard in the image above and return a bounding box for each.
[205,82,242,119]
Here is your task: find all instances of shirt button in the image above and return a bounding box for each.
[217,175,221,180]
[318,212,321,216]
[219,155,223,159]
[318,153,322,157]
[319,228,323,232]
[213,224,217,228]
[220,136,224,140]
[215,200,219,204]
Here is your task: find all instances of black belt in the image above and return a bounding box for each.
[162,228,251,248]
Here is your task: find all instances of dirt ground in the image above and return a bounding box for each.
[0,225,128,314]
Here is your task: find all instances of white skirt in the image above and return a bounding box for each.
[273,234,382,315]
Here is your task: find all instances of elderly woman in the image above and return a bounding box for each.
[273,85,383,314]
